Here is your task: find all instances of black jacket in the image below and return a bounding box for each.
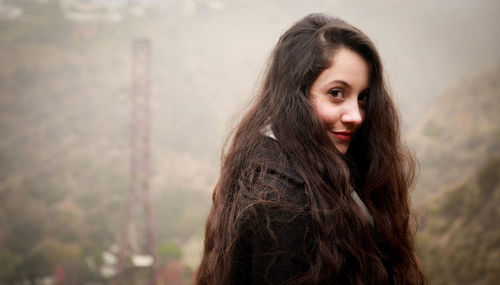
[229,136,315,285]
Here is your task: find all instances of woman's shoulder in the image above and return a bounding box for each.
[239,135,306,205]
[250,135,304,185]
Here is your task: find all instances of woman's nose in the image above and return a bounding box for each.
[341,99,363,125]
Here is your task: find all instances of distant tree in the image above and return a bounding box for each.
[158,241,182,263]
[4,0,70,44]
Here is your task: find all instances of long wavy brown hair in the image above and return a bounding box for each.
[196,13,424,285]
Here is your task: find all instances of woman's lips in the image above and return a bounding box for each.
[331,131,353,141]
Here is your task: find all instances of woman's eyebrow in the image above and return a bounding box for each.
[328,79,351,88]
[328,80,370,93]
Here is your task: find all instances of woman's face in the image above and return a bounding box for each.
[309,48,369,154]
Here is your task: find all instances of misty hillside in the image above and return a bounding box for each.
[0,6,213,282]
[417,157,500,284]
[409,68,500,200]
[410,68,500,284]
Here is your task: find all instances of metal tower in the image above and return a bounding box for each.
[116,38,158,285]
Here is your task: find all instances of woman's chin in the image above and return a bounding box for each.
[334,143,349,154]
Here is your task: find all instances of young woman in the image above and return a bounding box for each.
[196,13,424,285]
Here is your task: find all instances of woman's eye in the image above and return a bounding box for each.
[358,92,369,106]
[328,89,344,99]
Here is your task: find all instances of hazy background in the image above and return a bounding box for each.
[0,0,499,284]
